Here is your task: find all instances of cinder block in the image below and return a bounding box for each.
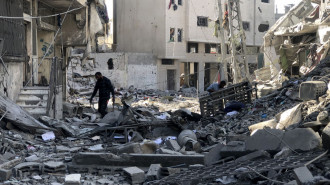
[146,164,162,181]
[293,166,314,185]
[123,166,145,184]
[0,169,12,181]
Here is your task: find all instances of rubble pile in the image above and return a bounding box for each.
[0,58,327,184]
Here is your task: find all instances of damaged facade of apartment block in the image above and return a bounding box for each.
[258,0,330,96]
[114,0,276,92]
[0,0,109,118]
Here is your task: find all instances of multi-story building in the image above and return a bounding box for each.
[114,0,275,91]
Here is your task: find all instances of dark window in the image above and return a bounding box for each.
[261,0,269,3]
[258,23,269,32]
[162,59,174,65]
[243,21,250,31]
[178,0,182,5]
[178,29,183,42]
[107,58,114,70]
[171,0,175,4]
[205,44,219,54]
[197,16,208,27]
[170,28,175,42]
[187,42,198,53]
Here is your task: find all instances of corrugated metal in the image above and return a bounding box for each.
[0,0,26,59]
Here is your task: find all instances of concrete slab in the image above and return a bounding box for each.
[245,129,285,152]
[293,166,314,185]
[146,164,162,181]
[281,128,321,151]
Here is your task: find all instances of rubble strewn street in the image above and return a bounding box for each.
[0,0,329,184]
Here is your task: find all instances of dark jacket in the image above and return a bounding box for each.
[91,76,115,100]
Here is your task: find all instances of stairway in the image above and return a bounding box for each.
[16,86,49,118]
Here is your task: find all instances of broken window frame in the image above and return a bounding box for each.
[178,29,183,42]
[197,16,208,27]
[170,28,175,42]
[258,23,270,32]
[205,44,220,54]
[242,21,250,31]
[162,59,174,65]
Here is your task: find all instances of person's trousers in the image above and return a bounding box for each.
[98,98,109,117]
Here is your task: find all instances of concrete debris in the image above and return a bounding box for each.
[0,3,329,184]
[122,166,145,184]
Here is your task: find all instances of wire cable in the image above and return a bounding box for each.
[24,0,75,87]
[0,6,84,19]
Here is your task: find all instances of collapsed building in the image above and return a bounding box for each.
[0,0,329,185]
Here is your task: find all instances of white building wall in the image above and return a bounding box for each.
[241,0,275,46]
[116,0,166,56]
[186,0,220,43]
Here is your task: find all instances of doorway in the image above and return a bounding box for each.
[167,70,176,90]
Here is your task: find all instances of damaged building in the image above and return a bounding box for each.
[0,0,330,185]
[114,0,275,91]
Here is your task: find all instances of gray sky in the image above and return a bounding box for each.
[275,0,302,13]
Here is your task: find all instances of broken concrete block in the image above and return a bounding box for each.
[235,150,270,163]
[281,128,321,151]
[165,140,181,152]
[246,129,284,152]
[293,166,314,185]
[123,166,145,184]
[204,143,224,166]
[322,123,330,149]
[65,174,81,185]
[146,164,162,181]
[248,119,277,133]
[299,81,327,101]
[220,141,248,158]
[160,167,181,176]
[0,169,12,181]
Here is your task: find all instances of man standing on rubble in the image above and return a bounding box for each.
[90,72,115,118]
[207,81,226,93]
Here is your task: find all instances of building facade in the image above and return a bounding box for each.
[114,0,275,91]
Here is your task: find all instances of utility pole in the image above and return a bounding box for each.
[217,0,228,82]
[227,0,250,83]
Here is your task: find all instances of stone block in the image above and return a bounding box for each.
[123,166,145,184]
[165,140,181,152]
[146,164,162,181]
[248,119,277,133]
[65,174,81,185]
[293,166,314,185]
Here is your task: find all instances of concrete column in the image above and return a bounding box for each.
[198,62,205,92]
[32,0,38,85]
